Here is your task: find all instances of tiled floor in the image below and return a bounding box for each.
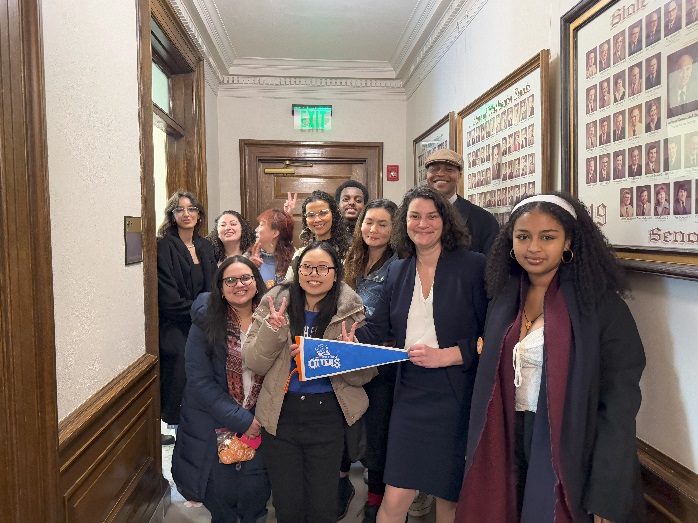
[161,423,436,523]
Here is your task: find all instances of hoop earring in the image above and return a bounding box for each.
[562,249,574,263]
[510,248,516,260]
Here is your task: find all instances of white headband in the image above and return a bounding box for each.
[511,195,577,219]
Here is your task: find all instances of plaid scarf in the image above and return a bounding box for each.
[225,305,263,410]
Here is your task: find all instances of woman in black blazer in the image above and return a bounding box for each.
[356,186,487,523]
[157,191,217,440]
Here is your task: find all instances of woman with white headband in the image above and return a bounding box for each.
[456,192,645,523]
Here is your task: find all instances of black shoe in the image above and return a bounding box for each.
[361,502,378,523]
[337,476,355,520]
[161,433,175,445]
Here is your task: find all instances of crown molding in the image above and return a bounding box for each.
[169,0,224,92]
[404,0,488,98]
[391,0,444,78]
[218,76,406,101]
[228,58,397,79]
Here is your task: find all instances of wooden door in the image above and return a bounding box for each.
[240,140,383,247]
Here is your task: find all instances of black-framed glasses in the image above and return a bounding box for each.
[298,264,335,277]
[223,274,254,287]
[304,209,331,220]
[173,206,200,215]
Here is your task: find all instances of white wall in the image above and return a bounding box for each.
[407,0,698,472]
[211,92,407,218]
[43,0,146,420]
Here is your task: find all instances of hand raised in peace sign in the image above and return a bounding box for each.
[341,321,359,343]
[283,192,298,214]
[267,295,288,329]
[249,241,263,268]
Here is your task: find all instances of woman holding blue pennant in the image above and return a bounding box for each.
[243,241,375,523]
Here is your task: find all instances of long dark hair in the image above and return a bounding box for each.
[299,190,350,259]
[157,190,206,238]
[257,208,295,278]
[344,199,397,289]
[486,191,629,312]
[206,210,256,262]
[205,256,266,356]
[391,186,471,258]
[280,241,344,339]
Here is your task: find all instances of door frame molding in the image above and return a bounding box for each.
[239,140,383,219]
[0,0,60,520]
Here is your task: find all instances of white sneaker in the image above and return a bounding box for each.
[408,491,434,517]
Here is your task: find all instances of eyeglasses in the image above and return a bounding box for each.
[223,274,254,287]
[173,206,200,215]
[298,264,335,277]
[304,209,331,220]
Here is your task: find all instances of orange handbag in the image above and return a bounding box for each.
[216,430,257,464]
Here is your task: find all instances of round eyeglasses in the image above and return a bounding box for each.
[298,264,335,277]
[304,209,331,220]
[223,274,254,287]
[173,206,200,215]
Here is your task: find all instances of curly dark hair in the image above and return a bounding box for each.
[278,241,345,339]
[205,256,266,357]
[157,190,206,238]
[257,208,295,279]
[391,186,471,257]
[299,190,350,259]
[485,192,629,312]
[344,199,398,290]
[335,180,369,204]
[206,210,256,262]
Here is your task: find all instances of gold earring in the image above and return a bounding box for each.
[562,250,574,263]
[510,248,516,260]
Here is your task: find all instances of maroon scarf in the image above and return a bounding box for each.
[225,305,263,410]
[456,274,573,522]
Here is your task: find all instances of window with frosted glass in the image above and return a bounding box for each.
[151,62,171,115]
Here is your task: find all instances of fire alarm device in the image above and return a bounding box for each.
[387,165,399,181]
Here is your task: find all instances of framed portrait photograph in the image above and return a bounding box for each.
[562,0,698,279]
[457,50,551,227]
[413,112,458,186]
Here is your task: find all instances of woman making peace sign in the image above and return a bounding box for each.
[243,241,376,523]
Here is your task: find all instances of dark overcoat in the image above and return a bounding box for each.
[462,268,645,522]
[172,294,265,502]
[157,232,217,423]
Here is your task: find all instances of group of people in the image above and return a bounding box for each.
[155,147,646,523]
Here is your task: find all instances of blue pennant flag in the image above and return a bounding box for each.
[297,337,408,381]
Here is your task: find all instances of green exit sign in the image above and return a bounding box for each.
[293,105,332,130]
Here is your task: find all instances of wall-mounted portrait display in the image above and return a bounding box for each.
[563,0,698,279]
[457,50,551,227]
[413,112,458,186]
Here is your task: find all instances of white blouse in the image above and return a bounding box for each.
[405,270,439,349]
[513,327,544,412]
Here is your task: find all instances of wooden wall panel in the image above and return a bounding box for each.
[639,439,698,522]
[58,355,167,523]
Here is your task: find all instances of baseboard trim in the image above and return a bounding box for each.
[638,438,698,522]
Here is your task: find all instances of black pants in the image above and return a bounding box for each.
[261,392,345,523]
[203,459,270,523]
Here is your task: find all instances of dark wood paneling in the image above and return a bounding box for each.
[240,140,384,222]
[0,0,61,520]
[59,355,167,523]
[639,439,698,522]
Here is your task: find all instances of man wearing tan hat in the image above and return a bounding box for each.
[424,149,500,254]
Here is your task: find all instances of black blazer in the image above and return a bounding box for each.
[453,195,500,256]
[356,248,488,408]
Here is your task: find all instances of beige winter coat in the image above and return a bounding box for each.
[242,283,377,436]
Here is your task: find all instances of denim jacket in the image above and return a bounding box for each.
[356,252,398,319]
